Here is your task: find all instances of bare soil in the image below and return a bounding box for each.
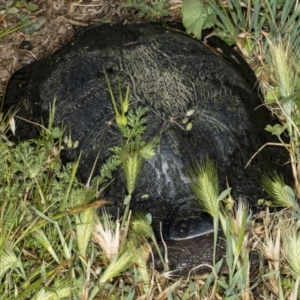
[0,0,182,98]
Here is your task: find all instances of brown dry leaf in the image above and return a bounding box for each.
[155,278,182,300]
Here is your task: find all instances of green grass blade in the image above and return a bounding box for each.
[76,208,96,260]
[209,1,235,37]
[32,230,60,263]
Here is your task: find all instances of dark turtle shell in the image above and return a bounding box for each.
[3,23,291,240]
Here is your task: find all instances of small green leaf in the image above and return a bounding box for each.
[182,117,189,124]
[123,86,130,113]
[265,123,288,135]
[264,200,274,207]
[6,0,14,8]
[145,213,152,224]
[20,18,45,35]
[27,2,38,12]
[257,199,265,205]
[140,144,155,159]
[283,185,300,213]
[265,86,280,103]
[284,185,295,201]
[218,187,232,201]
[14,1,26,8]
[186,109,195,117]
[186,122,193,131]
[294,212,300,219]
[139,136,160,160]
[124,194,132,205]
[73,140,79,148]
[202,6,217,29]
[33,18,45,30]
[8,7,19,14]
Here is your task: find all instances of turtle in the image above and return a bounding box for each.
[3,23,291,246]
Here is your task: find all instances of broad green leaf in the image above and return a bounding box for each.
[265,123,288,135]
[182,0,204,39]
[182,0,216,40]
[202,6,217,29]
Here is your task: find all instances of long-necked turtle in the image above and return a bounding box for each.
[3,24,290,242]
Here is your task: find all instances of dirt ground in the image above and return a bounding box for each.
[0,0,182,98]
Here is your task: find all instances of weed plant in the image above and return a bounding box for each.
[0,72,166,298]
[182,0,300,195]
[121,0,170,21]
[182,1,300,298]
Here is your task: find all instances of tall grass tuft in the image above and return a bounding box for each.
[93,209,121,263]
[264,38,300,197]
[189,159,220,266]
[76,207,97,262]
[282,228,300,300]
[262,173,300,213]
[189,158,253,298]
[131,213,168,272]
[98,239,144,285]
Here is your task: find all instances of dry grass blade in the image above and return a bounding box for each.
[282,224,300,279]
[289,275,300,300]
[135,244,152,295]
[256,220,282,297]
[258,227,281,269]
[0,247,21,278]
[155,277,182,300]
[226,198,251,267]
[93,210,120,262]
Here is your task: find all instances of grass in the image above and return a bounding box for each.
[0,1,44,38]
[1,0,300,299]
